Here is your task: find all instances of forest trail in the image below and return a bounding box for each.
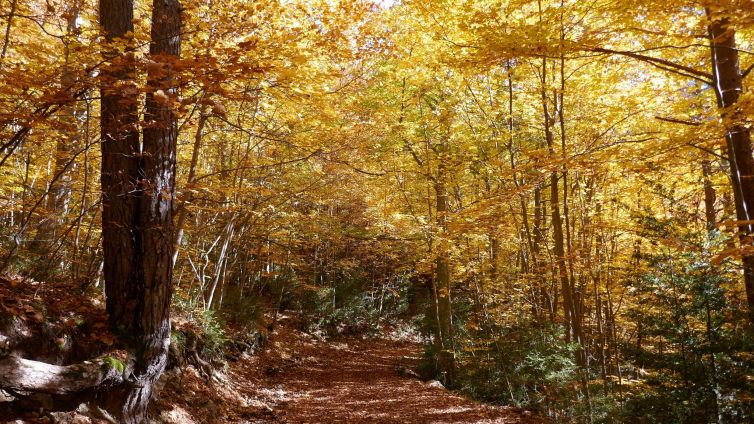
[157,319,537,423]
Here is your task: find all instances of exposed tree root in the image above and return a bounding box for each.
[0,354,123,395]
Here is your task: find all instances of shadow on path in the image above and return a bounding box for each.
[230,326,537,424]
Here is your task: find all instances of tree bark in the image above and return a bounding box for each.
[100,0,140,337]
[702,159,717,231]
[0,0,17,63]
[707,11,754,322]
[0,355,122,395]
[434,165,456,385]
[99,0,181,420]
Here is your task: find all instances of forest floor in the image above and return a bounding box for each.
[155,317,539,423]
[0,276,536,423]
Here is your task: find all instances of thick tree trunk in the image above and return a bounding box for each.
[99,0,181,421]
[123,0,181,421]
[100,0,140,337]
[707,12,754,322]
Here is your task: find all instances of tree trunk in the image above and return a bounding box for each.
[0,0,17,63]
[556,46,586,366]
[702,159,717,231]
[100,0,140,336]
[540,58,576,348]
[707,12,754,322]
[434,171,456,385]
[99,0,181,421]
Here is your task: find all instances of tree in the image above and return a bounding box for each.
[99,0,182,420]
[706,6,754,322]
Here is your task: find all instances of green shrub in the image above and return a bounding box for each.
[619,247,754,423]
[219,286,264,332]
[455,321,580,412]
[296,274,410,338]
[198,309,227,361]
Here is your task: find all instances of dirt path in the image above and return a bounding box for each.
[222,326,536,424]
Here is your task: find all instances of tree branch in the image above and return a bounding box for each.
[655,116,703,126]
[591,47,713,83]
[742,62,754,79]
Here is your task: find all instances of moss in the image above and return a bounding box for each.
[171,329,186,348]
[101,356,125,374]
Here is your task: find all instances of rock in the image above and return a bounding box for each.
[396,366,420,379]
[425,380,445,389]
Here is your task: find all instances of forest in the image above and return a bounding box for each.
[0,0,753,422]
